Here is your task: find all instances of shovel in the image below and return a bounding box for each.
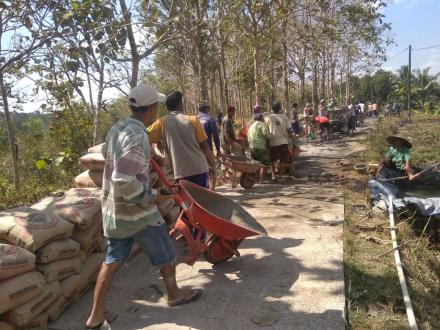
[379,162,440,182]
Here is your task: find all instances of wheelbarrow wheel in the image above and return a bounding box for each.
[239,172,256,189]
[204,236,241,264]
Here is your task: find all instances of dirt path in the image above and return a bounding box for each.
[51,128,369,330]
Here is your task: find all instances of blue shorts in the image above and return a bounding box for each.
[105,223,175,267]
[180,172,209,188]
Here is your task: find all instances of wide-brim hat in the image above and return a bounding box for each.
[386,135,412,149]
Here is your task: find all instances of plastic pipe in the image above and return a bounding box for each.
[388,196,418,330]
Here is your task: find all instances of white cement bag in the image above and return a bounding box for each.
[71,219,102,250]
[0,243,36,280]
[65,187,102,199]
[79,153,105,171]
[0,321,14,330]
[165,206,181,226]
[75,253,104,300]
[0,271,46,313]
[31,193,101,230]
[87,143,104,154]
[15,312,49,330]
[77,242,98,262]
[60,274,82,300]
[157,198,174,217]
[75,170,103,188]
[5,281,61,326]
[0,207,74,252]
[46,295,70,322]
[37,258,81,282]
[36,238,80,264]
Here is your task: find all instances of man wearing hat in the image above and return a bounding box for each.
[377,135,417,180]
[147,91,216,189]
[247,111,270,182]
[197,100,221,190]
[86,85,202,329]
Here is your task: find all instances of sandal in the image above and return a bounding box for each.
[167,289,203,307]
[85,320,111,330]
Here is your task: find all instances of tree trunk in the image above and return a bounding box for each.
[252,27,261,105]
[93,57,105,145]
[282,40,289,112]
[0,72,19,190]
[194,1,208,101]
[345,48,351,103]
[312,56,318,111]
[219,32,229,106]
[119,0,139,87]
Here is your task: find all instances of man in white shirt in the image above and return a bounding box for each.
[264,101,295,182]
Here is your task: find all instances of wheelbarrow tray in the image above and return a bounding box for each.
[179,180,267,240]
[225,155,265,173]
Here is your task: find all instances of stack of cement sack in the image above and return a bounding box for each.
[150,148,181,230]
[0,192,105,328]
[75,143,105,188]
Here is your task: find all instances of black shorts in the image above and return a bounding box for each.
[269,144,289,163]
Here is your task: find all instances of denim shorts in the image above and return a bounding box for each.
[105,223,175,267]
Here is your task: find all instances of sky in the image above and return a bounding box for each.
[382,0,440,73]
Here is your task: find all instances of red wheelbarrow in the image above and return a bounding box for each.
[218,154,266,189]
[151,159,266,265]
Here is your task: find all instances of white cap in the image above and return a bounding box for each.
[128,84,166,108]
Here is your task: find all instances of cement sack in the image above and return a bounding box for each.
[165,206,181,226]
[88,143,104,154]
[149,172,160,188]
[0,243,36,280]
[0,314,48,330]
[79,153,105,171]
[5,281,61,326]
[0,207,74,252]
[75,253,104,300]
[0,321,14,330]
[75,170,103,188]
[77,241,98,262]
[0,271,46,314]
[15,312,48,330]
[71,220,102,250]
[96,234,107,253]
[157,198,174,217]
[46,295,70,322]
[37,258,81,282]
[36,239,80,264]
[60,274,82,300]
[31,193,101,230]
[65,187,102,199]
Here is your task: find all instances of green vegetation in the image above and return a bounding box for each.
[345,115,440,329]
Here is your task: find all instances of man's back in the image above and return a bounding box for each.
[148,112,209,179]
[198,112,220,152]
[264,113,289,147]
[102,118,162,239]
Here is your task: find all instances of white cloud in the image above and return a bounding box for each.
[391,0,421,8]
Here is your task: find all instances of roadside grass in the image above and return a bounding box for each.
[344,114,440,329]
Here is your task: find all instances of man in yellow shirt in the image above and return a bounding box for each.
[147,91,215,188]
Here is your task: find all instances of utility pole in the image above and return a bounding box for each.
[408,45,412,122]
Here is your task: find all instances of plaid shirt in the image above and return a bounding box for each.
[101,118,163,239]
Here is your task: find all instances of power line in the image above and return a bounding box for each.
[413,43,440,51]
[386,47,408,61]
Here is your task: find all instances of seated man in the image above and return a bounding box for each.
[377,135,417,180]
[247,112,270,182]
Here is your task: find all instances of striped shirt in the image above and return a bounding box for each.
[101,118,163,239]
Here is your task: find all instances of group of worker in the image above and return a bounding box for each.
[85,84,418,329]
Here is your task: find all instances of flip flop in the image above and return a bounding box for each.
[167,289,203,307]
[104,311,118,323]
[85,320,111,330]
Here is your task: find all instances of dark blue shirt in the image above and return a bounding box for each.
[197,112,220,152]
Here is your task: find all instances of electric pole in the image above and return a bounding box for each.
[408,45,412,122]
